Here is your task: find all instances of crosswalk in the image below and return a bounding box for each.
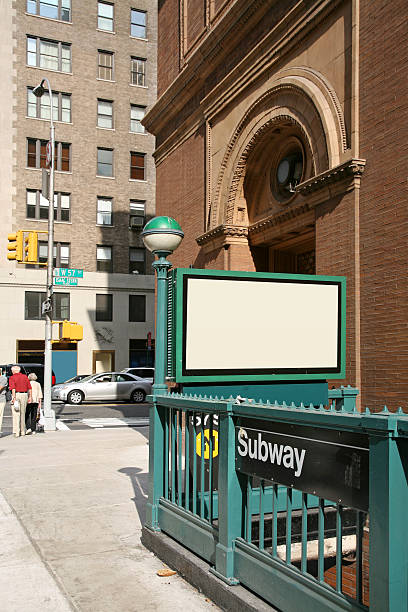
[56,417,149,430]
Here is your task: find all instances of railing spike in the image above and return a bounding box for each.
[319,403,324,411]
[220,395,224,400]
[300,402,305,409]
[397,406,404,415]
[365,406,370,415]
[274,400,279,407]
[382,405,389,414]
[282,400,287,408]
[309,403,314,410]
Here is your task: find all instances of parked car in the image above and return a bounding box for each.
[0,363,56,387]
[121,367,154,383]
[51,371,152,404]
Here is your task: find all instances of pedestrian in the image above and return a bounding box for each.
[9,365,32,437]
[0,368,7,438]
[26,373,42,435]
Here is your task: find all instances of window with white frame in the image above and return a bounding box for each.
[130,9,146,38]
[97,197,112,225]
[130,57,146,86]
[27,36,71,72]
[129,200,145,228]
[129,248,145,274]
[98,50,114,80]
[26,0,71,21]
[39,241,70,267]
[26,189,70,222]
[130,105,145,133]
[97,99,113,128]
[27,87,71,122]
[98,1,114,31]
[97,245,113,272]
[97,148,113,176]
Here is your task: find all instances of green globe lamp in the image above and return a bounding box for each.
[141,216,184,256]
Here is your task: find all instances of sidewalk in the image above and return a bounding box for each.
[0,428,217,611]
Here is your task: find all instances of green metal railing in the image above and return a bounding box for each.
[146,389,408,612]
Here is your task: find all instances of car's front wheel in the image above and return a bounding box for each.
[67,390,84,405]
[131,389,146,403]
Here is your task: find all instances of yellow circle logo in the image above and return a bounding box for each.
[196,429,219,459]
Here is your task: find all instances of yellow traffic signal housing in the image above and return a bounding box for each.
[24,231,38,263]
[7,231,23,261]
[59,321,83,341]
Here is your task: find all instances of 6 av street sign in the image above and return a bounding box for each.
[53,277,78,286]
[53,268,83,278]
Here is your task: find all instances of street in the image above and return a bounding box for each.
[1,401,150,435]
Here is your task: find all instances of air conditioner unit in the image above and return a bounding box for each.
[130,216,144,229]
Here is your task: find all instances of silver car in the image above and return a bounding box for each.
[51,372,151,405]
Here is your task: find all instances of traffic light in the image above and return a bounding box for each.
[7,231,23,261]
[24,231,38,263]
[59,321,83,341]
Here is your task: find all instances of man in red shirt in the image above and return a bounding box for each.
[9,365,32,437]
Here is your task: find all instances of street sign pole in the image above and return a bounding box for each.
[43,81,56,431]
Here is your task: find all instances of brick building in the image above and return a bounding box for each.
[0,0,157,380]
[145,0,408,410]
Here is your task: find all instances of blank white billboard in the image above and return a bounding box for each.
[184,277,341,373]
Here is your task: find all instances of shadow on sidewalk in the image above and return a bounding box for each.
[118,466,149,525]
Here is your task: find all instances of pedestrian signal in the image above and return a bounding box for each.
[24,231,38,263]
[7,231,23,261]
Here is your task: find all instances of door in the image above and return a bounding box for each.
[85,373,115,400]
[114,373,138,400]
[93,350,115,374]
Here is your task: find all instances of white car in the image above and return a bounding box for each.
[51,372,152,405]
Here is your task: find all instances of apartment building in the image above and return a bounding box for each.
[0,0,157,381]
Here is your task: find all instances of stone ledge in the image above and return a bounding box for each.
[141,526,277,612]
[296,158,366,206]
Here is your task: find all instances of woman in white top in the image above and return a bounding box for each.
[26,373,43,434]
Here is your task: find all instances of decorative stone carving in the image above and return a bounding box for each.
[95,327,114,345]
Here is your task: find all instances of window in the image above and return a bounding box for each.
[97,245,112,272]
[129,200,145,228]
[25,291,69,320]
[130,9,146,38]
[129,295,146,322]
[97,99,113,128]
[96,294,113,321]
[130,105,145,133]
[27,138,71,171]
[26,0,71,21]
[98,50,113,80]
[27,87,71,122]
[38,241,70,267]
[130,152,145,180]
[129,248,145,274]
[98,1,113,31]
[26,189,70,222]
[97,148,113,177]
[27,36,71,72]
[130,57,146,86]
[97,197,112,225]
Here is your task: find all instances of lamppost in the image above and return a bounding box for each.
[142,216,183,531]
[142,216,184,395]
[33,78,56,430]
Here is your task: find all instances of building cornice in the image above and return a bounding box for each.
[297,158,366,206]
[196,224,249,250]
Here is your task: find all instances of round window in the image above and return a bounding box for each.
[270,140,304,203]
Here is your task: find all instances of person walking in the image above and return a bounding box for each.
[9,365,32,437]
[26,373,42,435]
[0,368,7,438]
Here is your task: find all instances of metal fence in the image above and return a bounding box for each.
[146,389,408,612]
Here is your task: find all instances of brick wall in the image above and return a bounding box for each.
[359,0,408,410]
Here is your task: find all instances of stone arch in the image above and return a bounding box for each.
[210,68,348,229]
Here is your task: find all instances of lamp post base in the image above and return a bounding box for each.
[43,410,56,431]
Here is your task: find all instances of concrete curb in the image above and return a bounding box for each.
[141,526,278,612]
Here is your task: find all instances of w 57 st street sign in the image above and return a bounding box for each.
[53,268,83,286]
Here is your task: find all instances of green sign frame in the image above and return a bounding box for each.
[168,268,346,384]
